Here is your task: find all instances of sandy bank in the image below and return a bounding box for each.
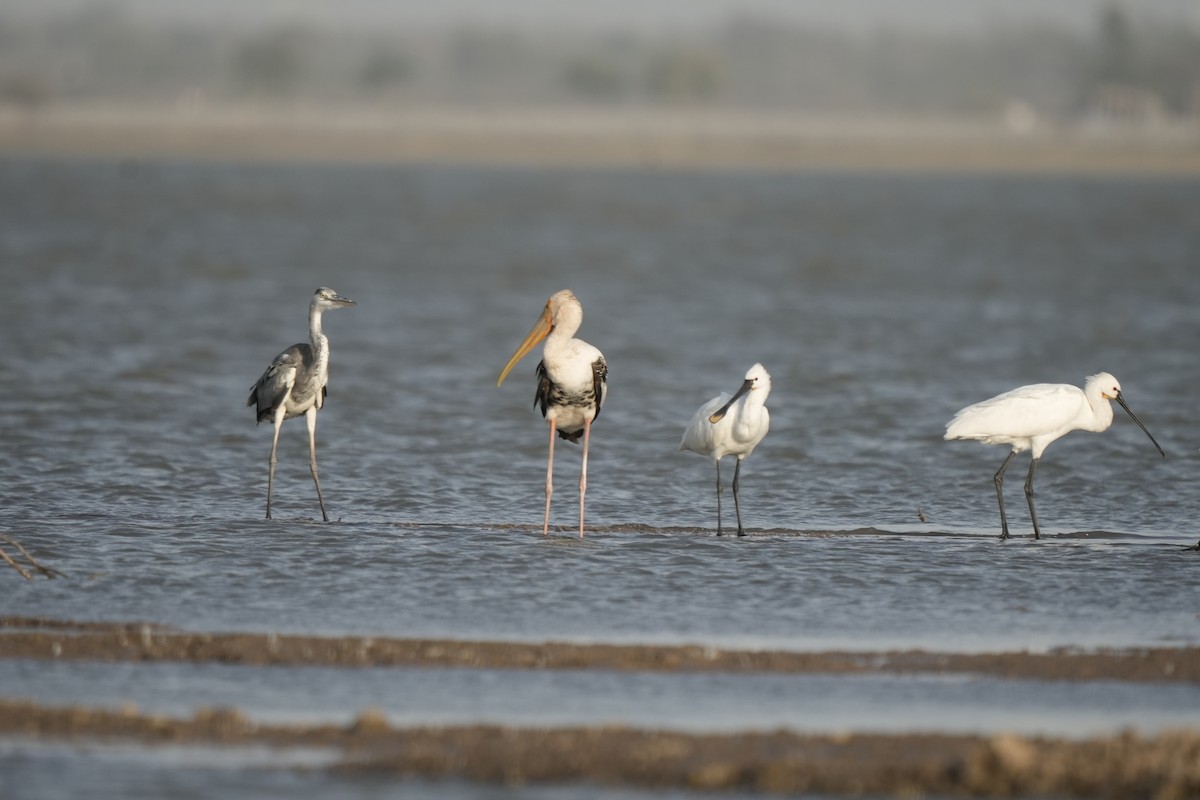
[2,617,1196,682]
[2,698,1198,797]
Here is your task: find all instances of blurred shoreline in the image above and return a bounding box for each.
[3,104,1199,174]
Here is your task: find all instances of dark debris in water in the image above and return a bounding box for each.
[0,535,66,581]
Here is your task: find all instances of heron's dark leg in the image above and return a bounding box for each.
[266,412,285,520]
[733,458,746,537]
[543,419,555,536]
[306,407,328,522]
[1024,457,1041,540]
[993,450,1018,540]
[715,459,724,536]
[578,417,591,539]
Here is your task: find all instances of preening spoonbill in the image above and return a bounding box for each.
[680,363,771,537]
[248,287,356,521]
[497,289,607,538]
[944,372,1164,540]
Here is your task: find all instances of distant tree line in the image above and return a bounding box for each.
[0,5,1196,119]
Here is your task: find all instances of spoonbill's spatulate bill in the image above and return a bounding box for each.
[680,363,771,536]
[248,287,356,522]
[498,290,607,538]
[944,372,1164,540]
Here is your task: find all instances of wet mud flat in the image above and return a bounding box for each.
[2,617,1197,683]
[2,699,1198,798]
[4,617,1199,797]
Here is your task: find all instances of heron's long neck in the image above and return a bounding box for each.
[309,307,330,366]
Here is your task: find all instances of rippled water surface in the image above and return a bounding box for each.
[5,659,1198,737]
[0,745,733,800]
[2,157,1199,797]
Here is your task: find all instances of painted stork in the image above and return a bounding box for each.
[498,290,607,538]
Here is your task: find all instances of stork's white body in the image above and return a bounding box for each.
[537,300,606,437]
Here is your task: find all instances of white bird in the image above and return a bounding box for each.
[680,363,771,537]
[248,287,356,521]
[497,290,607,538]
[944,372,1164,540]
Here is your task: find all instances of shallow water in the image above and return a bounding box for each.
[0,744,741,800]
[4,659,1197,737]
[5,523,1200,652]
[2,157,1199,796]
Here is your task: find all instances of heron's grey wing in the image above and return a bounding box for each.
[249,345,304,424]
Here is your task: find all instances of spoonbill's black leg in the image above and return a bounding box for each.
[1024,457,1041,541]
[732,458,746,537]
[993,450,1018,541]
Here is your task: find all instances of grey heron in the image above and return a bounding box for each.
[248,286,356,521]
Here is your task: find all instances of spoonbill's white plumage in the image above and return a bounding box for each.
[944,372,1164,540]
[497,290,607,538]
[680,363,771,537]
[248,287,356,521]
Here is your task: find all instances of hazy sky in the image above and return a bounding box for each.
[9,0,1199,34]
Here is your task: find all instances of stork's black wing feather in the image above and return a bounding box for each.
[534,359,553,418]
[591,356,607,422]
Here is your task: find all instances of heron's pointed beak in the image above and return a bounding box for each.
[1116,391,1165,458]
[709,378,754,423]
[497,307,553,387]
[334,295,356,308]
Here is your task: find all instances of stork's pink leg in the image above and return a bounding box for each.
[543,419,556,535]
[578,418,591,538]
